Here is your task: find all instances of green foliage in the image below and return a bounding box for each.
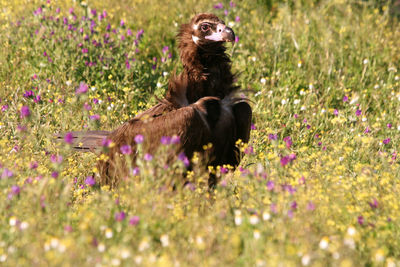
[0,0,400,266]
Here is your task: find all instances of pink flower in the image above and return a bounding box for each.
[120,145,132,155]
[64,132,74,144]
[85,176,95,186]
[20,106,31,118]
[134,134,144,144]
[129,216,140,225]
[115,211,126,222]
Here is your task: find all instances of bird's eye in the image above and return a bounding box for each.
[200,24,210,32]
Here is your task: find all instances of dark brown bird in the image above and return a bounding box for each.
[59,13,252,187]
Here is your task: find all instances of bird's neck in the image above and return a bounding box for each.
[177,40,234,103]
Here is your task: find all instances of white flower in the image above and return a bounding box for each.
[294,99,300,105]
[121,249,130,259]
[262,212,271,221]
[111,258,121,266]
[234,216,242,226]
[301,254,311,266]
[251,56,256,62]
[163,71,168,77]
[20,221,29,230]
[309,84,314,90]
[363,59,369,64]
[228,21,235,28]
[397,125,400,131]
[344,237,355,249]
[300,106,306,111]
[156,82,162,88]
[281,99,287,105]
[9,217,17,226]
[105,228,113,239]
[160,234,169,247]
[319,237,329,250]
[66,80,72,86]
[134,256,143,264]
[50,238,59,249]
[395,75,399,81]
[362,117,367,122]
[347,226,356,236]
[321,109,326,114]
[300,90,305,95]
[91,86,96,91]
[253,230,261,239]
[0,255,6,262]
[260,78,266,84]
[374,84,380,89]
[249,215,259,225]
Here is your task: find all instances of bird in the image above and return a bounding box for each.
[58,13,252,187]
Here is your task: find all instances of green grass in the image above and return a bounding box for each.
[1,0,400,266]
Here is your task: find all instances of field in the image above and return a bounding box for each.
[1,0,400,266]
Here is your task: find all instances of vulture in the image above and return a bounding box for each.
[60,13,252,187]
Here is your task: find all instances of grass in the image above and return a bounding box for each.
[1,0,400,266]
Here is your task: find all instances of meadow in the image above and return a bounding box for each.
[1,0,400,266]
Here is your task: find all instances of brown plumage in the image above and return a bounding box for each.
[58,13,252,187]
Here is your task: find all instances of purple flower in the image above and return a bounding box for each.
[307,201,315,211]
[89,114,100,120]
[102,138,112,148]
[270,203,278,213]
[75,82,88,95]
[178,152,190,167]
[84,103,92,111]
[127,28,132,36]
[234,36,239,43]
[30,161,38,169]
[251,123,256,130]
[387,123,392,129]
[283,136,292,148]
[23,90,34,98]
[369,198,378,209]
[364,127,370,133]
[357,215,364,225]
[268,134,277,140]
[120,19,125,27]
[120,145,132,155]
[290,201,297,210]
[50,154,63,164]
[280,156,290,166]
[355,109,362,116]
[214,3,223,9]
[85,176,96,186]
[134,134,144,144]
[235,16,240,22]
[132,167,140,176]
[343,95,348,102]
[171,135,180,144]
[129,216,140,225]
[115,211,126,222]
[383,138,391,145]
[51,171,59,178]
[266,181,274,191]
[224,9,229,16]
[64,132,74,144]
[144,153,153,161]
[11,185,20,195]
[1,105,8,112]
[230,1,236,7]
[1,168,13,178]
[20,106,31,118]
[136,29,144,40]
[333,109,338,116]
[162,46,169,53]
[160,136,171,145]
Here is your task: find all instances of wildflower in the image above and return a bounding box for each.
[383,138,390,145]
[129,216,140,226]
[89,114,100,120]
[162,46,169,53]
[144,153,153,161]
[30,161,38,169]
[105,228,113,239]
[171,135,180,144]
[253,230,260,239]
[2,168,13,178]
[251,123,256,130]
[307,201,315,211]
[50,154,63,164]
[343,95,348,102]
[120,145,132,155]
[160,136,171,145]
[266,181,274,191]
[268,134,277,140]
[249,214,259,225]
[120,19,125,27]
[214,3,223,9]
[387,123,392,129]
[1,105,8,112]
[134,134,144,144]
[20,106,31,118]
[136,29,144,40]
[368,198,378,209]
[235,16,240,22]
[355,109,362,116]
[364,127,370,133]
[115,211,126,222]
[283,136,292,148]
[132,167,140,176]
[280,156,290,166]
[75,82,88,94]
[319,237,329,250]
[51,171,59,178]
[357,215,364,225]
[262,211,271,221]
[85,176,95,186]
[160,234,169,247]
[235,36,239,43]
[64,132,74,144]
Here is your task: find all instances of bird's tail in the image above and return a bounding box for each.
[55,131,110,152]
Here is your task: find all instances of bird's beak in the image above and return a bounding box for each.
[205,23,235,42]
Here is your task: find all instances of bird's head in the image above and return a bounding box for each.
[185,13,235,46]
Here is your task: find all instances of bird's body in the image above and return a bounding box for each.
[60,13,252,187]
